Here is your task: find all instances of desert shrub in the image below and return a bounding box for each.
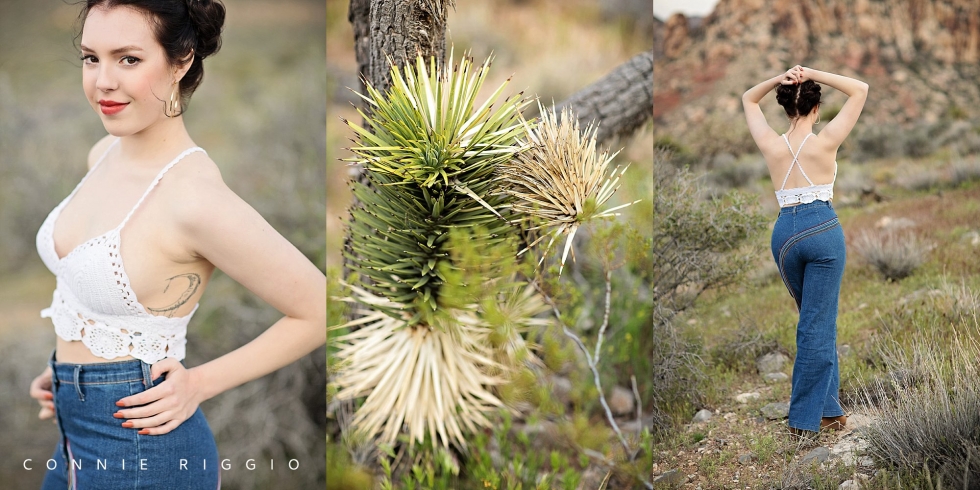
[707,155,768,190]
[683,115,758,160]
[893,165,942,192]
[861,327,980,489]
[853,230,931,281]
[905,121,945,159]
[649,149,768,424]
[708,319,781,374]
[851,124,906,162]
[655,135,700,168]
[820,104,842,122]
[950,156,980,186]
[652,150,768,318]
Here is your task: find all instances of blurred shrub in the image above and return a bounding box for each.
[707,155,768,190]
[950,156,980,186]
[654,134,700,168]
[708,319,781,374]
[820,104,842,123]
[683,115,758,161]
[850,118,980,163]
[853,230,931,281]
[851,125,907,162]
[893,166,942,192]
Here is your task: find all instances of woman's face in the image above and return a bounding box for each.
[80,6,186,136]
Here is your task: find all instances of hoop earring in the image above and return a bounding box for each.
[165,82,180,117]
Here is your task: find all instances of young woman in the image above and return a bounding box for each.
[27,1,325,488]
[742,65,868,440]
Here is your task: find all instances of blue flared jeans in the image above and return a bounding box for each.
[41,350,220,489]
[770,200,846,432]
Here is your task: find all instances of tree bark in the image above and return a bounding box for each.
[555,50,653,146]
[350,0,450,113]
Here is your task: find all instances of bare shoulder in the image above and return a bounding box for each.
[86,134,118,170]
[758,133,787,161]
[809,131,839,152]
[158,151,239,228]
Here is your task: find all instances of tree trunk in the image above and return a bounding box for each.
[555,50,653,146]
[350,0,450,114]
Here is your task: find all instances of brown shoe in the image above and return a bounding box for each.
[820,415,847,431]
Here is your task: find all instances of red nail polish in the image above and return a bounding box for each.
[113,412,124,419]
[122,421,134,428]
[138,429,149,435]
[115,401,125,407]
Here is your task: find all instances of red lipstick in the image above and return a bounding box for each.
[99,100,128,115]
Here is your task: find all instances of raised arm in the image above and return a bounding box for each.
[742,66,801,147]
[803,67,868,149]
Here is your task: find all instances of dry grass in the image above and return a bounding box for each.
[853,230,932,282]
[861,321,980,489]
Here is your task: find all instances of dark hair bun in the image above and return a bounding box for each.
[186,0,225,60]
[776,80,821,119]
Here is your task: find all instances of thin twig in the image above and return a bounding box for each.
[536,280,630,457]
[532,275,654,489]
[593,270,613,364]
[630,374,642,436]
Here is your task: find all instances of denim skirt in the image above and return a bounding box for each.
[770,200,847,432]
[41,350,220,489]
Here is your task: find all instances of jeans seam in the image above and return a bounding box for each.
[55,377,144,385]
[776,218,840,306]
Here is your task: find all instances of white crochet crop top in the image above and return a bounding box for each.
[35,138,205,363]
[774,133,837,207]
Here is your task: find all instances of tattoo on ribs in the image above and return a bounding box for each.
[146,273,201,318]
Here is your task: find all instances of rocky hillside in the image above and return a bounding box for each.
[654,0,980,143]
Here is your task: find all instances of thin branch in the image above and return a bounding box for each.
[533,280,655,489]
[592,269,613,363]
[630,374,642,435]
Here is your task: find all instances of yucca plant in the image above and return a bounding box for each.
[498,104,639,274]
[342,51,530,321]
[332,53,547,449]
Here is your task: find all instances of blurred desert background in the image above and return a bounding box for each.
[0,1,326,489]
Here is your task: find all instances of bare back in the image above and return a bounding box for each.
[760,130,838,191]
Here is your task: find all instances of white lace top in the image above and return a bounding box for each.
[774,133,837,207]
[35,139,205,363]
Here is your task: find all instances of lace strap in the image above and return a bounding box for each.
[779,133,815,190]
[118,147,206,229]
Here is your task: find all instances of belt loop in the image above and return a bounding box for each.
[73,365,84,402]
[141,361,153,389]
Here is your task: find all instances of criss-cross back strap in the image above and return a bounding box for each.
[118,147,206,230]
[779,133,815,190]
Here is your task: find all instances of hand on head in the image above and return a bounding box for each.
[781,65,805,85]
